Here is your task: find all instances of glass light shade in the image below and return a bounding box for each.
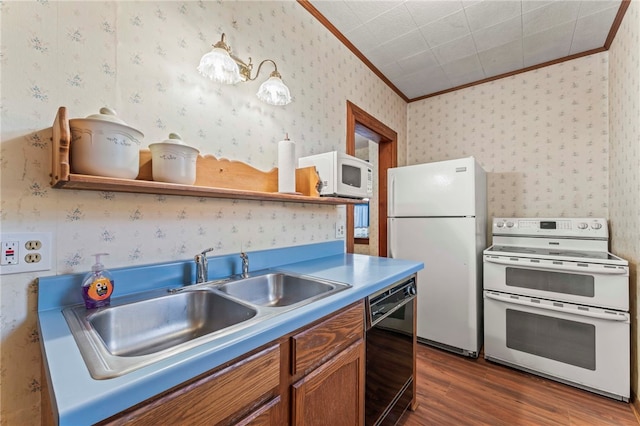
[256,76,292,106]
[197,47,242,84]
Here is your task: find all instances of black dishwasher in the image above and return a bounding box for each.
[365,275,417,426]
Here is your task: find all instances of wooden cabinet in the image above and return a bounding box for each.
[236,397,282,426]
[291,302,364,375]
[101,345,281,426]
[100,301,365,426]
[290,302,365,426]
[292,340,365,426]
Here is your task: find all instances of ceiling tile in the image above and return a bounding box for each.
[419,10,471,48]
[396,65,451,98]
[578,1,621,18]
[404,0,464,26]
[523,1,581,37]
[464,0,521,32]
[377,29,430,63]
[472,15,522,52]
[570,6,619,54]
[441,54,486,87]
[367,43,407,68]
[364,4,421,42]
[397,48,439,72]
[433,34,477,64]
[377,61,406,81]
[311,0,365,33]
[345,24,381,54]
[478,39,524,77]
[345,1,402,23]
[521,1,554,14]
[523,21,575,67]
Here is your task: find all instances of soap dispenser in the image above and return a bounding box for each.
[81,253,114,309]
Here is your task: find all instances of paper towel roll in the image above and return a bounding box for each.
[278,135,296,193]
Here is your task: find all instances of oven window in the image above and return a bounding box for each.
[505,268,595,297]
[506,309,596,370]
[341,164,362,188]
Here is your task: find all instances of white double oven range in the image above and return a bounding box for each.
[483,217,630,401]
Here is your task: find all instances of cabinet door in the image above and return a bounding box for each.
[102,345,280,426]
[291,302,364,376]
[291,340,365,426]
[236,397,282,426]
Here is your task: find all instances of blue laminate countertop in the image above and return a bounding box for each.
[38,241,423,425]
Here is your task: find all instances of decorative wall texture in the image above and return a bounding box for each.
[0,1,407,424]
[608,0,640,401]
[407,53,610,227]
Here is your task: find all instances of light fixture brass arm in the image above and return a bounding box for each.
[250,59,281,80]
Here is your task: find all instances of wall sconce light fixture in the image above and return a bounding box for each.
[198,33,292,106]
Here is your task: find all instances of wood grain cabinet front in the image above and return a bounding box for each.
[291,302,364,376]
[100,345,281,426]
[292,340,365,426]
[290,301,366,426]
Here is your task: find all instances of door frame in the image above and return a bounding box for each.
[346,101,397,256]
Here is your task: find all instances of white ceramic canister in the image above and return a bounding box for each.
[148,133,200,185]
[69,107,143,179]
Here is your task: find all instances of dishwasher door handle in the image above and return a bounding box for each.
[370,295,415,327]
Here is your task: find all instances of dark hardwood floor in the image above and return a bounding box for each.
[399,343,639,425]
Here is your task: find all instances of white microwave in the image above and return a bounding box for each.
[298,151,373,199]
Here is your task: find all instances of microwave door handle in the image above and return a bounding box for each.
[484,256,627,275]
[484,292,629,322]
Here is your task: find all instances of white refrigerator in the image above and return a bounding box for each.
[387,157,486,357]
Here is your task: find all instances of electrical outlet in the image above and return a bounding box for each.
[25,240,42,250]
[2,241,18,265]
[25,253,42,263]
[335,223,345,238]
[0,232,52,275]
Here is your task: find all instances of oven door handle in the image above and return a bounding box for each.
[484,292,629,322]
[484,256,627,275]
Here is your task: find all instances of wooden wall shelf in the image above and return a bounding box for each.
[50,106,360,205]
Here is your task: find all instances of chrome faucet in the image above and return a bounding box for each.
[240,252,249,278]
[195,248,215,284]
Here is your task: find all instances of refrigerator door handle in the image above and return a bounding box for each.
[388,175,395,217]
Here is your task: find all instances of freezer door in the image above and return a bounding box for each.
[388,217,482,354]
[388,157,482,217]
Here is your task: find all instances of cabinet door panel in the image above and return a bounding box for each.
[236,397,282,426]
[292,340,365,426]
[104,345,280,425]
[291,302,364,375]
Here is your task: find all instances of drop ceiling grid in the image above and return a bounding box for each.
[309,0,622,100]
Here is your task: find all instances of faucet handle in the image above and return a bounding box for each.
[200,247,215,256]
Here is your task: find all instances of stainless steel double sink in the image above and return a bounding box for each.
[63,271,350,379]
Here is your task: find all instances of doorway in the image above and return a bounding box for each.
[345,101,397,256]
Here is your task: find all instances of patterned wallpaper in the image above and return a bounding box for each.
[407,53,610,227]
[0,1,407,424]
[608,0,640,400]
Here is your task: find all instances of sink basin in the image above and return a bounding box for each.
[218,272,349,307]
[89,290,257,357]
[63,289,262,379]
[63,271,350,379]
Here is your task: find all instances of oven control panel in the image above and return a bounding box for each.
[492,217,608,238]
